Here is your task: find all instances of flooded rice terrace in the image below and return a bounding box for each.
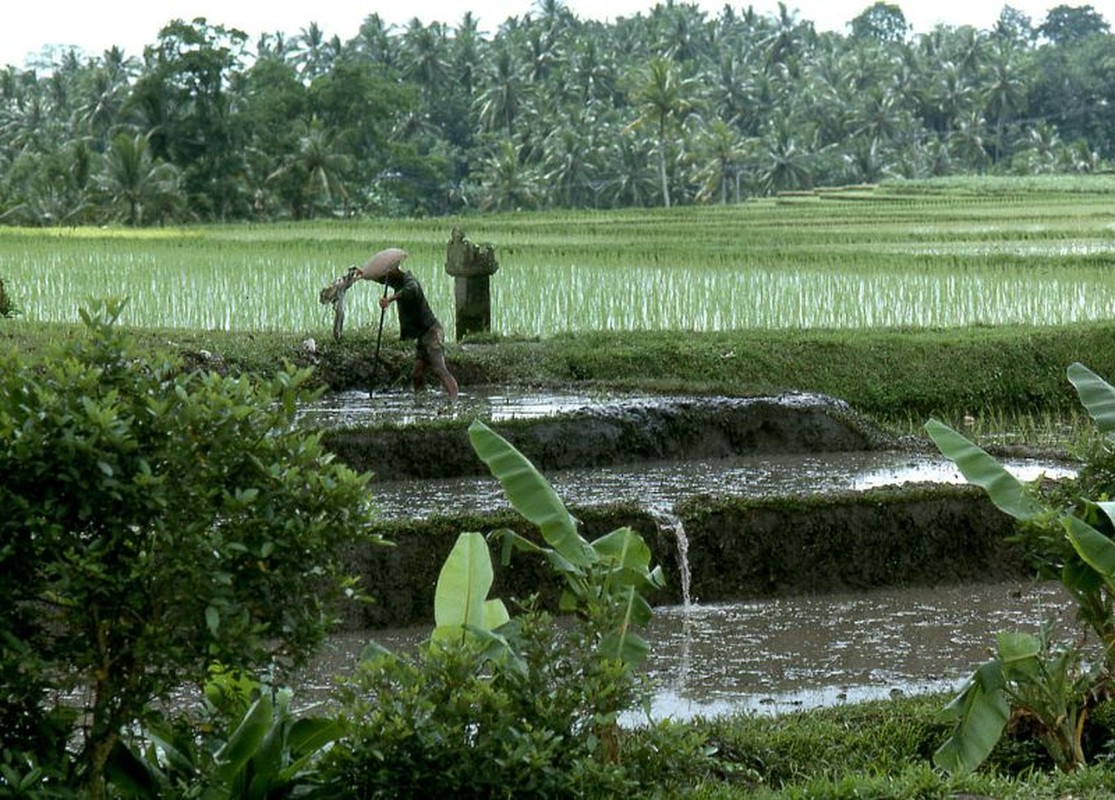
[297,386,1080,720]
[299,386,1073,519]
[300,580,1076,722]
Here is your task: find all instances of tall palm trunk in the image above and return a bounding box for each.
[657,119,671,208]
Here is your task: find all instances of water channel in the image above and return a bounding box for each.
[298,386,1081,721]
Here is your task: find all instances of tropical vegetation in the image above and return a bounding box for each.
[928,364,1115,776]
[9,0,1115,791]
[0,302,377,798]
[2,2,1115,224]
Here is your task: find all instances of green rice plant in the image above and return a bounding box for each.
[7,181,1115,335]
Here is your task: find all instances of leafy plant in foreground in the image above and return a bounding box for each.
[0,299,376,799]
[468,419,666,670]
[927,361,1115,774]
[324,420,668,795]
[109,667,340,798]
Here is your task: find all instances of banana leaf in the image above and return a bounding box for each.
[214,694,273,783]
[1068,362,1115,434]
[469,419,596,568]
[934,660,1010,775]
[432,531,509,642]
[1064,513,1115,583]
[597,586,652,666]
[925,418,1043,521]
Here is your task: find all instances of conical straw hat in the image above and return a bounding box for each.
[359,248,409,282]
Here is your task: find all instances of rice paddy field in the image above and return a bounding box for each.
[5,175,1115,336]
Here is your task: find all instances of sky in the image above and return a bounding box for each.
[3,0,1112,69]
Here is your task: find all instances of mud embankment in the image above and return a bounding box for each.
[318,392,1032,629]
[322,393,886,480]
[340,485,1023,629]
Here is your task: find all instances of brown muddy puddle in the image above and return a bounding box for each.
[295,580,1077,722]
[294,386,1080,721]
[301,385,1075,518]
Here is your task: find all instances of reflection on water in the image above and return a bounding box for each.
[298,386,630,427]
[637,580,1076,720]
[297,580,1077,722]
[367,451,1074,520]
[302,385,1075,520]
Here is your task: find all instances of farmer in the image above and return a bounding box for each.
[358,248,459,401]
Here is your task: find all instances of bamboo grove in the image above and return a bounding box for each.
[1,1,1113,225]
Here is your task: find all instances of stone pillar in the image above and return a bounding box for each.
[444,227,499,340]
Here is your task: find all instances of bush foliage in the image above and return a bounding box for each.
[0,300,377,797]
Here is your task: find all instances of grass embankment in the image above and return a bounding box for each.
[671,694,1115,798]
[4,317,1110,433]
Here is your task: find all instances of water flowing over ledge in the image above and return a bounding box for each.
[300,385,1079,718]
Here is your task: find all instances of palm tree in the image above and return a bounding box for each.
[475,138,540,211]
[294,22,329,80]
[690,117,752,204]
[603,130,657,208]
[948,110,989,172]
[349,14,402,70]
[981,40,1028,163]
[267,119,352,219]
[630,56,697,207]
[401,20,450,104]
[74,48,138,141]
[475,43,526,139]
[758,115,816,192]
[98,131,181,226]
[541,109,599,207]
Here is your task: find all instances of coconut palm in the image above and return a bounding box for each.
[690,117,753,204]
[758,115,817,192]
[475,42,527,139]
[630,57,698,208]
[981,40,1028,162]
[98,131,181,226]
[294,22,330,80]
[267,118,352,219]
[401,19,450,104]
[603,130,658,208]
[475,138,540,212]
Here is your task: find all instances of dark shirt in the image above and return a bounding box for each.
[386,271,439,340]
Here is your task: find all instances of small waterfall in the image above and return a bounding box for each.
[649,506,692,609]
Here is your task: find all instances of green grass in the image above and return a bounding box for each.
[7,177,1115,335]
[658,694,1115,798]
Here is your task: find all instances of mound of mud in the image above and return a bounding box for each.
[323,392,888,480]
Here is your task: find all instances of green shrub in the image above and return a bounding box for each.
[0,299,377,799]
[324,606,641,797]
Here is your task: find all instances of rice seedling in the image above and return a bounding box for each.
[5,182,1115,336]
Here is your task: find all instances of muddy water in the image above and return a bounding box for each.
[366,450,1072,520]
[297,386,1079,720]
[298,580,1076,722]
[640,580,1076,720]
[298,385,665,427]
[300,386,1074,518]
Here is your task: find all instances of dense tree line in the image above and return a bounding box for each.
[1,0,1112,225]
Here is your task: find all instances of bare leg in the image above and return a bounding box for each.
[417,325,458,401]
[428,355,458,401]
[411,359,427,394]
